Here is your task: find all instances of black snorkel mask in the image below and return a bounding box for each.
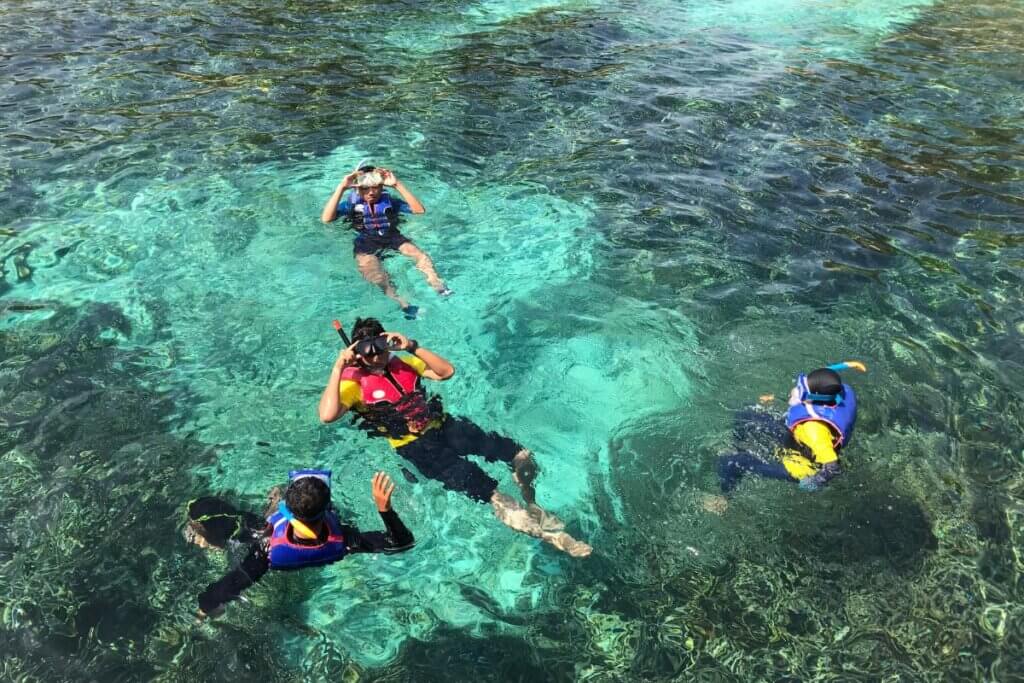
[330,318,396,368]
[354,335,398,360]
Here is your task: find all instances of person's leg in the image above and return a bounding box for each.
[439,417,539,504]
[733,407,789,448]
[716,451,794,493]
[397,430,588,556]
[438,417,591,556]
[354,250,408,308]
[397,240,447,293]
[185,497,264,549]
[397,433,501,505]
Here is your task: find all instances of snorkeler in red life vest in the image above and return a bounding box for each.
[318,317,592,558]
[320,163,451,320]
[186,470,414,618]
[704,362,866,512]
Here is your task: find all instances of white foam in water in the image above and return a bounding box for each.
[380,0,595,53]
[635,0,933,57]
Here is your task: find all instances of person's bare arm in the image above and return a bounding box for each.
[380,169,425,214]
[384,332,454,381]
[321,171,360,223]
[319,344,357,422]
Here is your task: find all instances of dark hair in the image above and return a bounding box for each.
[806,368,843,402]
[285,477,330,521]
[351,317,385,343]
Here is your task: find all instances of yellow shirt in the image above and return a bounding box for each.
[340,355,438,448]
[780,421,838,479]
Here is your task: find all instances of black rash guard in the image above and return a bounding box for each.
[193,505,414,614]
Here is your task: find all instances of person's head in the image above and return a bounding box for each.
[284,476,331,522]
[804,368,844,404]
[356,171,384,201]
[350,317,390,370]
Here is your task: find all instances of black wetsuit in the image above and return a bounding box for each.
[187,497,414,613]
[395,416,525,503]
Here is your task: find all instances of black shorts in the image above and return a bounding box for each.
[395,416,525,503]
[353,231,411,257]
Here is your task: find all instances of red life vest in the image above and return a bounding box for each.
[341,357,442,438]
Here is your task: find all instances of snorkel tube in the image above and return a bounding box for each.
[332,319,352,346]
[826,360,868,373]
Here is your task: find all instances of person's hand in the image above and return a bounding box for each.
[799,462,840,491]
[334,342,358,370]
[383,332,410,350]
[372,471,396,511]
[798,475,819,492]
[379,168,398,187]
[340,170,360,189]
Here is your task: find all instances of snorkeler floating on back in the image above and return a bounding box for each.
[320,161,451,320]
[318,317,592,557]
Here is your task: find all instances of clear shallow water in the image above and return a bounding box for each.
[1,0,1023,680]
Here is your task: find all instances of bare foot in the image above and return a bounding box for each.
[542,531,593,558]
[183,522,213,549]
[491,492,544,537]
[512,450,538,488]
[527,503,565,533]
[701,494,729,515]
[492,493,592,557]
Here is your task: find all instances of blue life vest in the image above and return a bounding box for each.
[785,374,857,448]
[266,468,347,570]
[266,509,347,570]
[347,191,399,236]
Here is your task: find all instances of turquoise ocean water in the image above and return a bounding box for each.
[2,0,1023,680]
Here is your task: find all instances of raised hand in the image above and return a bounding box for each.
[383,331,410,350]
[340,170,360,189]
[372,472,396,512]
[335,342,358,369]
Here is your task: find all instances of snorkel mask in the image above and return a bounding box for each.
[354,335,399,361]
[353,159,382,190]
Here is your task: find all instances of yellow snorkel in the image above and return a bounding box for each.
[827,360,867,373]
[277,501,320,540]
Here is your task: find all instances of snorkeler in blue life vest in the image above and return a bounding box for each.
[186,470,414,618]
[705,362,866,509]
[320,162,451,320]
